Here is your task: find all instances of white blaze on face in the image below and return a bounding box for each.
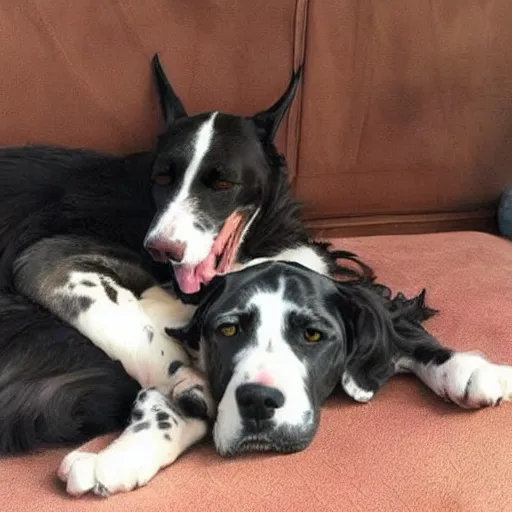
[213,282,313,455]
[148,112,218,266]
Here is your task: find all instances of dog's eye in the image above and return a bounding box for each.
[218,323,238,337]
[211,180,234,191]
[153,174,172,187]
[304,328,322,342]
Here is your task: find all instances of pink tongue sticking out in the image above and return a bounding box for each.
[173,254,215,294]
[173,212,245,294]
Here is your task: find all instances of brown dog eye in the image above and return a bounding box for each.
[211,180,234,191]
[153,174,172,187]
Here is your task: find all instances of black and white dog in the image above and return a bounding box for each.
[0,55,511,497]
[60,261,512,497]
[0,55,366,487]
[170,261,512,454]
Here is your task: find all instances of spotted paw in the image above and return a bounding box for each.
[58,387,209,497]
[168,364,216,419]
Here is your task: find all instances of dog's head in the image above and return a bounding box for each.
[144,55,302,294]
[167,261,397,456]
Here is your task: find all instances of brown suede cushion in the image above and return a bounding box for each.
[0,0,302,163]
[1,231,511,511]
[297,0,512,221]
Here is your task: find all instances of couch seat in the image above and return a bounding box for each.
[2,232,511,512]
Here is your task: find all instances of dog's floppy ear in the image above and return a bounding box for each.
[165,276,226,351]
[152,54,187,131]
[334,281,438,403]
[251,65,303,141]
[334,283,397,403]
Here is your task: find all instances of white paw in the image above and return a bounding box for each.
[434,352,512,408]
[341,372,374,403]
[58,451,98,494]
[59,436,163,497]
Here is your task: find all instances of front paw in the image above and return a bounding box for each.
[169,364,216,419]
[58,450,99,496]
[436,352,512,408]
[58,387,210,498]
[59,437,165,497]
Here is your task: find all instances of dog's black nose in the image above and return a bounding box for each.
[145,238,186,263]
[236,383,285,421]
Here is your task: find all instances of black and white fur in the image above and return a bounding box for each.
[60,262,512,496]
[0,55,510,497]
[0,56,365,481]
[173,262,512,454]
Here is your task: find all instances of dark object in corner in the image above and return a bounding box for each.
[498,186,512,237]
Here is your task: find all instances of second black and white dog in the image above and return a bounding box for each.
[0,55,511,497]
[60,260,512,496]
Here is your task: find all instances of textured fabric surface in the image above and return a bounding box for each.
[0,1,511,232]
[296,0,512,224]
[1,231,511,512]
[0,0,301,161]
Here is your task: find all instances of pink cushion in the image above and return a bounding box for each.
[2,232,511,511]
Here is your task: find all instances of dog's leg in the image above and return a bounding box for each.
[343,332,512,409]
[386,288,512,409]
[396,346,512,409]
[62,275,197,389]
[338,284,512,409]
[14,241,195,388]
[49,276,215,495]
[58,384,213,497]
[15,241,215,493]
[44,273,214,497]
[56,290,215,497]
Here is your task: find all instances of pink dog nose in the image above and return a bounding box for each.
[145,238,186,263]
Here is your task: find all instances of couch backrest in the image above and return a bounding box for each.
[1,0,510,236]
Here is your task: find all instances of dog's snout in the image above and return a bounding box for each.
[145,237,186,263]
[236,383,285,422]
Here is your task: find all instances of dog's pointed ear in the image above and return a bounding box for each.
[165,277,226,351]
[152,54,187,131]
[251,65,303,141]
